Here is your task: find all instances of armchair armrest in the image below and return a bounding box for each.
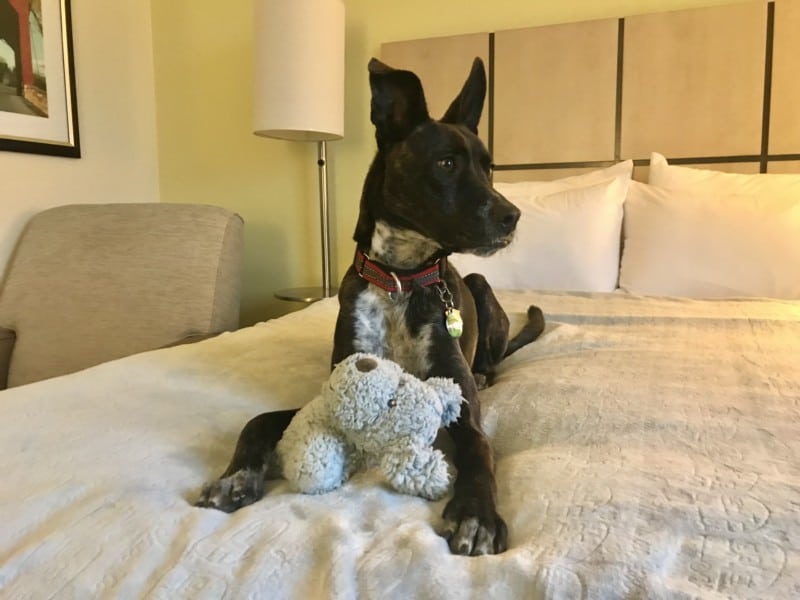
[0,327,16,391]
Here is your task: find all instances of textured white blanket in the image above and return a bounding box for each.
[1,291,799,599]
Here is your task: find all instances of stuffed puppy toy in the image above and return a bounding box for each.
[277,353,464,500]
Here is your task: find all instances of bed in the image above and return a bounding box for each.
[1,289,799,598]
[3,1,800,598]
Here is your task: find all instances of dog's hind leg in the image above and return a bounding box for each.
[195,409,297,512]
[463,273,510,388]
[504,305,545,357]
[464,274,545,387]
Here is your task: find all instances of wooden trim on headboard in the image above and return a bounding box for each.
[614,18,625,163]
[488,32,495,158]
[759,1,776,173]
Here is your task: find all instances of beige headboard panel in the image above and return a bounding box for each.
[381,33,490,143]
[381,0,800,181]
[770,0,800,157]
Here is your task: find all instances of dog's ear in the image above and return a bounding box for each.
[440,57,486,134]
[368,58,430,146]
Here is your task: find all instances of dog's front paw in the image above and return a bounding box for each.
[441,493,508,556]
[194,468,265,512]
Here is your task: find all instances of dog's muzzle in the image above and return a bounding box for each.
[495,199,520,236]
[468,199,519,255]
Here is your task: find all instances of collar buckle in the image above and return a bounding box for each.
[388,272,403,302]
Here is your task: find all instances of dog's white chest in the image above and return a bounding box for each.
[351,286,432,378]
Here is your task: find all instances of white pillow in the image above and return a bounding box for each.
[495,159,633,200]
[619,181,800,299]
[451,176,629,292]
[648,152,800,202]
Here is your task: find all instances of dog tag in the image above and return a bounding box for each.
[445,307,463,338]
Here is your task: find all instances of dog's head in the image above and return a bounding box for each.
[354,58,520,260]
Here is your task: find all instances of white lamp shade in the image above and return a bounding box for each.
[253,0,345,141]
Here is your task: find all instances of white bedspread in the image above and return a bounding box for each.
[1,291,799,599]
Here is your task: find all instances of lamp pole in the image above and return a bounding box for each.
[318,140,333,297]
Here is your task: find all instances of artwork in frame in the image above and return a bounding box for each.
[0,0,79,158]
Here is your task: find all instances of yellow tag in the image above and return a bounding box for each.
[445,307,463,338]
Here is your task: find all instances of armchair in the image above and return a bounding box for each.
[0,203,243,389]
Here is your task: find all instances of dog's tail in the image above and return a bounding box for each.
[504,305,545,358]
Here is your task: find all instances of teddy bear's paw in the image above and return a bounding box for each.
[194,467,265,512]
[416,479,450,501]
[384,450,452,500]
[416,455,452,500]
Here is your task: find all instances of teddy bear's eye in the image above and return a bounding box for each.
[387,397,397,408]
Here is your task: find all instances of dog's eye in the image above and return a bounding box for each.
[387,397,397,408]
[437,157,455,171]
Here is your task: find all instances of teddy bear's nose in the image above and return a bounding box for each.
[355,357,378,372]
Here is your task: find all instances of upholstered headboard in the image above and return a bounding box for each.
[381,0,800,181]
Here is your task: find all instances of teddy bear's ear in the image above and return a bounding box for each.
[425,377,464,425]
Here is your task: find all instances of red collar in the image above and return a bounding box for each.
[354,248,446,294]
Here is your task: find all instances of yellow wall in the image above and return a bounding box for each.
[0,1,159,279]
[151,0,750,325]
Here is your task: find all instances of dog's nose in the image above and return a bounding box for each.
[356,357,378,372]
[500,206,520,234]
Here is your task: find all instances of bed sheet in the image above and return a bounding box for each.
[1,291,799,599]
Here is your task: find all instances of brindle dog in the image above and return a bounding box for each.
[197,57,544,556]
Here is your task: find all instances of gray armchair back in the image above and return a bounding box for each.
[0,203,243,388]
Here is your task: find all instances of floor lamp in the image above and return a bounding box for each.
[253,0,345,301]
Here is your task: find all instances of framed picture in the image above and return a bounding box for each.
[0,0,80,158]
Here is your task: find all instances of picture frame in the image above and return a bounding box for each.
[0,0,80,158]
